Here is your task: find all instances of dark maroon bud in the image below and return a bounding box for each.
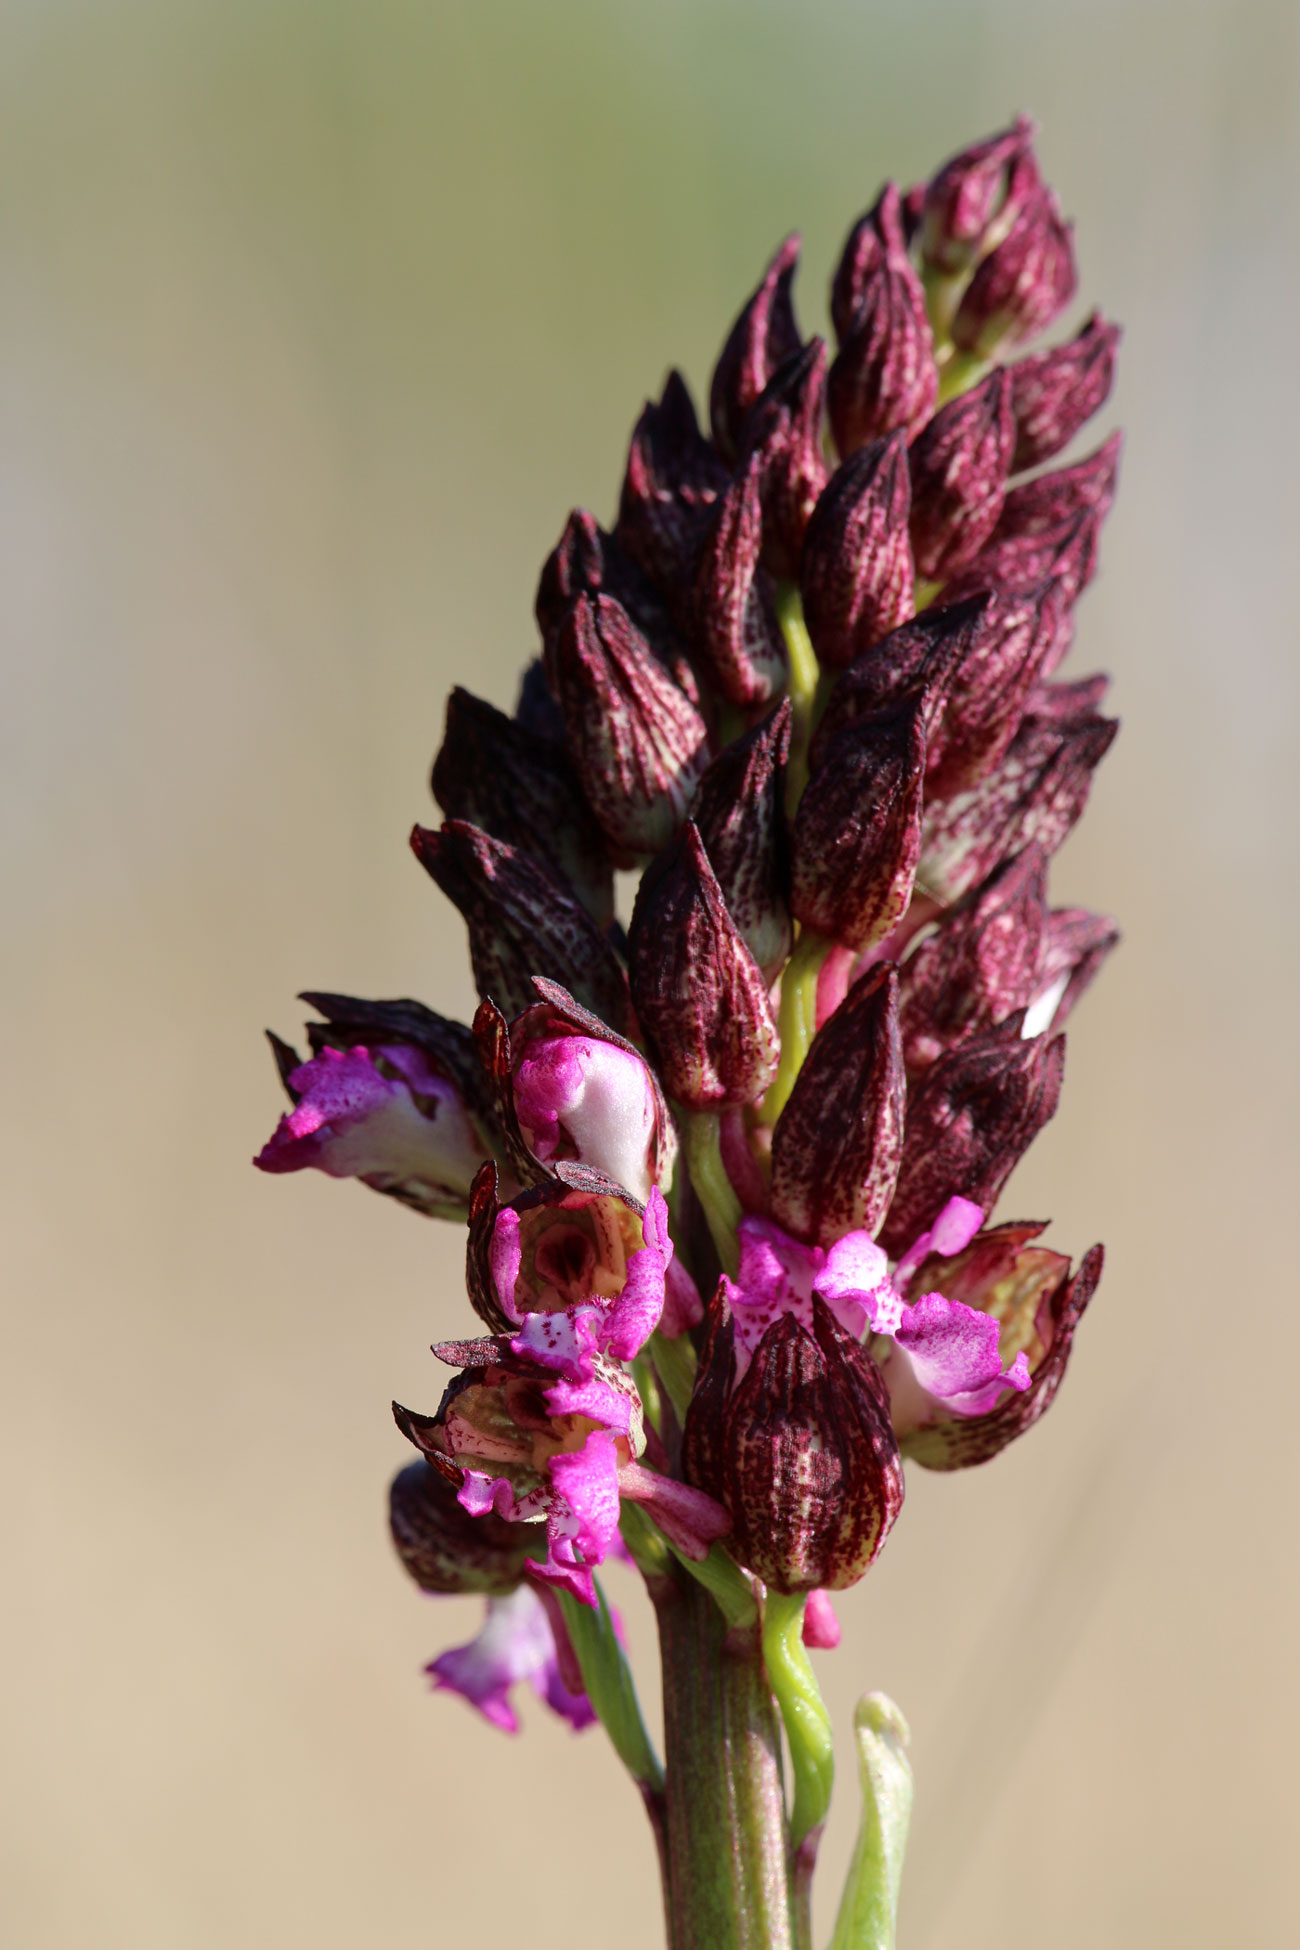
[546,591,710,858]
[800,432,915,670]
[895,1226,1104,1469]
[739,339,829,579]
[770,963,904,1245]
[690,700,793,980]
[951,183,1078,357]
[1036,906,1120,1034]
[897,847,1049,1071]
[918,686,1118,904]
[515,656,568,744]
[616,371,729,593]
[265,1029,303,1098]
[297,989,492,1130]
[628,821,779,1109]
[877,1016,1065,1257]
[432,688,615,928]
[1009,312,1121,472]
[953,505,1103,614]
[923,580,1066,797]
[827,185,937,456]
[389,1457,534,1596]
[811,594,991,769]
[791,696,927,952]
[908,368,1016,583]
[919,116,1039,277]
[536,508,693,687]
[688,452,788,705]
[994,431,1122,541]
[684,1295,904,1593]
[410,820,632,1033]
[710,233,804,466]
[899,181,925,244]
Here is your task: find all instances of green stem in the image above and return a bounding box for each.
[683,1112,742,1277]
[760,929,832,1127]
[762,1590,835,1850]
[654,1570,794,1950]
[828,1695,914,1950]
[649,1327,698,1426]
[935,345,988,405]
[776,581,820,818]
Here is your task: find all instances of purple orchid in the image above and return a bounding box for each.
[258,111,1121,1946]
[426,1584,596,1734]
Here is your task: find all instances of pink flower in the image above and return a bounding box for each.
[426,1585,595,1734]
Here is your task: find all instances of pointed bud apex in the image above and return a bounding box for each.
[951,184,1078,357]
[918,686,1118,904]
[616,371,728,593]
[898,847,1049,1071]
[1034,907,1120,1036]
[710,234,804,465]
[923,581,1066,797]
[892,1226,1103,1467]
[411,820,632,1033]
[389,1457,535,1596]
[546,591,710,857]
[432,689,615,927]
[688,453,789,705]
[812,595,991,768]
[792,698,927,952]
[828,185,937,455]
[690,701,793,980]
[771,963,905,1245]
[994,431,1122,541]
[536,509,694,692]
[951,504,1103,614]
[628,822,780,1108]
[1009,313,1121,472]
[877,1018,1065,1256]
[740,340,829,579]
[800,433,915,669]
[920,116,1039,276]
[684,1297,904,1593]
[908,368,1016,581]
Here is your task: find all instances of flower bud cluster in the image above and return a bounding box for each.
[256,115,1119,1714]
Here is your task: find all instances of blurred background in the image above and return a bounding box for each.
[3,1,1298,1944]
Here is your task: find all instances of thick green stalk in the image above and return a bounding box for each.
[762,1590,835,1850]
[776,581,820,817]
[683,1112,742,1277]
[654,1569,794,1950]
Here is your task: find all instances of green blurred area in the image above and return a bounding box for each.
[2,4,1298,1948]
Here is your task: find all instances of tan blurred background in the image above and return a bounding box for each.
[3,0,1297,1944]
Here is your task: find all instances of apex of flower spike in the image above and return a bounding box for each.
[918,115,1040,277]
[827,184,937,455]
[951,179,1077,358]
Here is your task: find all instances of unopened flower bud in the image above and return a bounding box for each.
[811,595,990,767]
[908,367,1016,582]
[827,185,937,455]
[923,580,1066,797]
[791,697,927,953]
[952,505,1104,614]
[877,1017,1065,1257]
[688,452,788,705]
[690,700,793,980]
[770,963,904,1245]
[616,371,728,593]
[628,821,780,1109]
[684,1295,904,1593]
[1009,312,1121,472]
[918,684,1118,904]
[739,339,829,579]
[1034,906,1120,1035]
[432,688,614,927]
[887,1224,1103,1468]
[546,590,710,857]
[898,846,1049,1071]
[919,116,1039,277]
[800,432,915,669]
[951,183,1077,357]
[994,431,1122,541]
[411,820,632,1033]
[390,1457,535,1596]
[710,233,804,465]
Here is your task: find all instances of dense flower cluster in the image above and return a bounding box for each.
[257,114,1117,1729]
